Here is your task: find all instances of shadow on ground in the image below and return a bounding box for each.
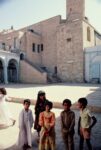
[86,86,101,107]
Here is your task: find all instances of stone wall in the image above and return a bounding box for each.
[66,0,85,20]
[19,60,47,84]
[25,31,42,65]
[95,33,101,46]
[0,30,22,50]
[57,20,84,82]
[17,16,60,73]
[23,16,61,73]
[83,21,95,48]
[40,16,61,73]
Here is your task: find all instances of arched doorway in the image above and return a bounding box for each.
[0,59,4,83]
[20,53,25,60]
[7,59,18,83]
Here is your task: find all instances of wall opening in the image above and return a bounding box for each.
[20,53,25,60]
[0,60,4,83]
[7,59,18,83]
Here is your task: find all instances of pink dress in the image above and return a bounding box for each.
[39,111,56,150]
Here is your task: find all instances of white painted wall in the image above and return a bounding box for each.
[85,45,101,83]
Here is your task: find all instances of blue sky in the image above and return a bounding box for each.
[0,0,101,33]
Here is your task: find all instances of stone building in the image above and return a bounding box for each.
[0,0,101,84]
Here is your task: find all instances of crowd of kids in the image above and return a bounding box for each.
[0,88,97,150]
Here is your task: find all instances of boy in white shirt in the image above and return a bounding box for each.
[78,97,97,150]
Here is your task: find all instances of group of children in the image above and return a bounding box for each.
[0,88,97,150]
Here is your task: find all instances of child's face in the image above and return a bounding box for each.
[39,95,45,100]
[24,102,30,110]
[0,91,4,98]
[78,102,83,109]
[63,102,70,111]
[45,105,50,112]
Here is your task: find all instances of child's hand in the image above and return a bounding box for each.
[89,126,92,131]
[44,130,49,136]
[62,128,69,133]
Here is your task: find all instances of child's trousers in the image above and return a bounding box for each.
[62,133,74,150]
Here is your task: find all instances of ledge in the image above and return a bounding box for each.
[8,97,101,113]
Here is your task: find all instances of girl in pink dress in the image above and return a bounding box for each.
[39,101,55,150]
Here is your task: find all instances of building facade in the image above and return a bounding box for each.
[0,0,101,84]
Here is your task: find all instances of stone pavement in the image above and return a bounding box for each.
[1,83,101,112]
[0,102,101,150]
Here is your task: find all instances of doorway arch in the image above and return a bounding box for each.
[7,59,18,83]
[0,59,4,83]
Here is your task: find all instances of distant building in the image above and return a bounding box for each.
[0,0,101,84]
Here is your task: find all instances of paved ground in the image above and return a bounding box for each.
[1,83,101,107]
[0,83,101,150]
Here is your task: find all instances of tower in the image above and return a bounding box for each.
[66,0,85,20]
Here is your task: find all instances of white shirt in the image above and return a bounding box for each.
[80,108,92,128]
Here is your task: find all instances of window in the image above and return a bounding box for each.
[2,43,6,50]
[67,38,71,42]
[14,37,17,48]
[87,27,91,41]
[32,43,35,52]
[41,44,43,51]
[28,29,34,33]
[37,44,40,53]
[54,66,57,74]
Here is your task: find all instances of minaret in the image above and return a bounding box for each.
[66,0,85,20]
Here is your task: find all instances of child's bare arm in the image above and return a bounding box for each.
[78,117,81,135]
[89,116,97,129]
[50,113,55,127]
[39,112,44,127]
[68,112,75,133]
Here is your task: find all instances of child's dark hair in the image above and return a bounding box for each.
[78,97,88,107]
[38,90,45,96]
[45,101,53,109]
[23,99,31,105]
[0,88,7,95]
[62,99,72,107]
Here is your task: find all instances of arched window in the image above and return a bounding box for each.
[87,27,91,41]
